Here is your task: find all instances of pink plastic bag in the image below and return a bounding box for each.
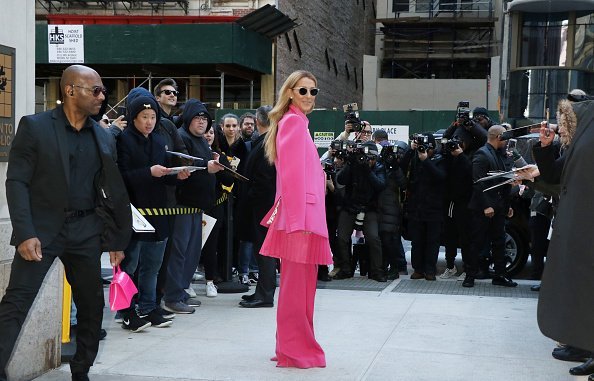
[109,266,138,311]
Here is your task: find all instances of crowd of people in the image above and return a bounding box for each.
[0,63,592,380]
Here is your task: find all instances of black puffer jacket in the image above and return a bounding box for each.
[377,167,407,233]
[403,151,447,221]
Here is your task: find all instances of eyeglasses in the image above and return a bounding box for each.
[160,89,179,96]
[193,116,209,122]
[361,130,372,135]
[72,84,107,97]
[292,87,319,96]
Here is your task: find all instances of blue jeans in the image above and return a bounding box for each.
[238,240,258,275]
[121,239,167,315]
[164,212,202,303]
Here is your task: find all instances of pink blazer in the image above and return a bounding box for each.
[261,105,328,238]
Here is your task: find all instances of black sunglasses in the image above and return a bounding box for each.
[72,84,107,97]
[160,89,179,96]
[293,87,319,96]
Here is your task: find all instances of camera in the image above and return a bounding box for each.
[323,162,335,176]
[455,101,472,127]
[380,143,405,169]
[347,142,372,165]
[440,136,463,152]
[411,133,432,153]
[330,139,348,160]
[343,103,362,132]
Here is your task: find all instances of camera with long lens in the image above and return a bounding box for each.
[440,136,463,152]
[456,101,472,127]
[411,133,432,153]
[322,162,335,176]
[380,143,405,169]
[343,103,362,132]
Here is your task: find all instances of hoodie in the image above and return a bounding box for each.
[176,99,216,209]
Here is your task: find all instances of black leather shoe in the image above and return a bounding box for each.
[386,270,400,280]
[333,270,353,280]
[424,274,436,281]
[462,275,475,288]
[588,372,594,381]
[72,373,90,381]
[475,270,492,280]
[317,274,332,282]
[530,284,541,292]
[99,328,107,341]
[239,299,274,308]
[570,358,594,375]
[552,346,593,362]
[410,271,425,280]
[369,275,387,282]
[492,276,517,287]
[241,293,256,301]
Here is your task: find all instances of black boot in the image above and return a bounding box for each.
[570,358,594,375]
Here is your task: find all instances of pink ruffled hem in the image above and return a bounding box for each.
[260,229,333,265]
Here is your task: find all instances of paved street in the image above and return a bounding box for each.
[33,251,583,381]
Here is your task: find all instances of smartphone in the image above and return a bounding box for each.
[116,105,126,116]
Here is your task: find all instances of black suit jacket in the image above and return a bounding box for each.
[468,143,512,212]
[6,106,132,251]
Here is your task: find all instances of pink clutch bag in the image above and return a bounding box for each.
[109,266,138,311]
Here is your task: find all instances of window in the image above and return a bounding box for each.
[333,59,338,76]
[520,13,568,67]
[345,63,350,80]
[325,49,331,70]
[392,0,408,12]
[574,14,594,70]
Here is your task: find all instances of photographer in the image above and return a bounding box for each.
[440,137,473,279]
[401,133,446,281]
[443,103,488,157]
[375,133,409,279]
[334,141,387,281]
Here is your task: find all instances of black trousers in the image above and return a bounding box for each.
[251,206,277,304]
[409,219,441,276]
[336,210,383,276]
[0,214,104,379]
[468,210,507,276]
[443,202,472,271]
[529,213,550,279]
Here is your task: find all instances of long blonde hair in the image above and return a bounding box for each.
[558,99,577,148]
[264,70,317,164]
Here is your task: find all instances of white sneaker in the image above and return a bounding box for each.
[206,281,218,297]
[184,287,197,298]
[439,265,458,279]
[192,272,205,282]
[457,272,466,281]
[328,267,341,277]
[240,274,250,285]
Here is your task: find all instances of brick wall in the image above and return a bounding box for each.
[276,0,376,112]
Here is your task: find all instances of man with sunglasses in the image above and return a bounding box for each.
[0,65,131,381]
[154,78,179,122]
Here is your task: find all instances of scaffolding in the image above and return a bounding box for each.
[36,0,191,15]
[378,0,497,79]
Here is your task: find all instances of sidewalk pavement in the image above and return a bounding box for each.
[34,275,581,381]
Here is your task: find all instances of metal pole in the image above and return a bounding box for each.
[220,72,225,109]
[250,80,254,109]
[148,72,152,94]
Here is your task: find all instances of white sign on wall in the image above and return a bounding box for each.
[372,125,410,145]
[48,25,84,63]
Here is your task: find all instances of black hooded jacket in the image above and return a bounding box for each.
[175,99,216,210]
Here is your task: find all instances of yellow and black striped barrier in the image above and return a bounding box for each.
[135,207,201,216]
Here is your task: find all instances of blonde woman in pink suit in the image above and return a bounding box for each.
[260,70,333,368]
